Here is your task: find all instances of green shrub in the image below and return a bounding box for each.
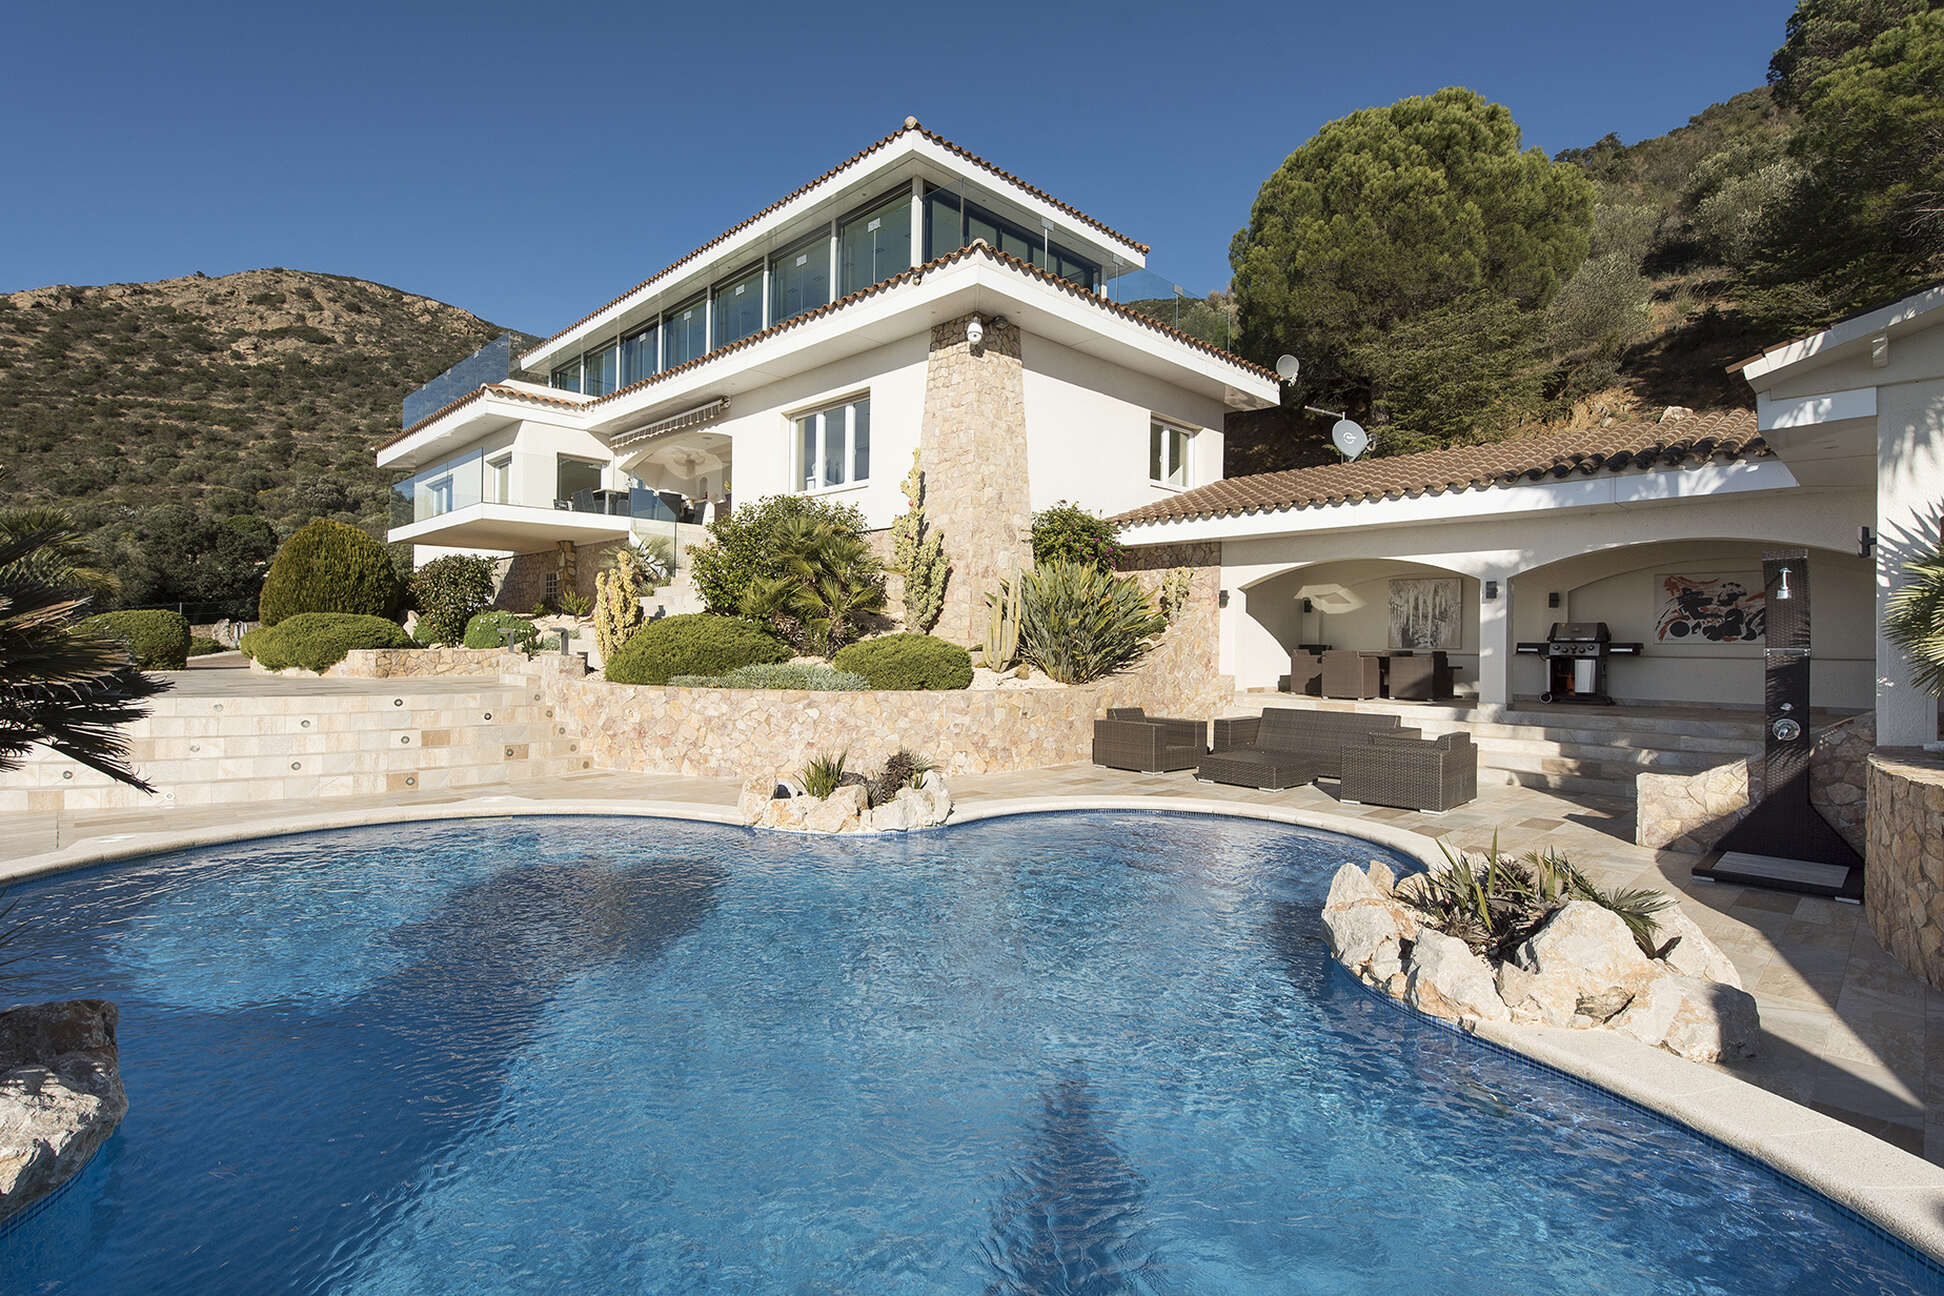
[738,513,886,655]
[257,519,404,626]
[666,663,869,691]
[242,612,413,673]
[688,494,872,617]
[1402,839,1674,962]
[73,609,192,670]
[866,748,936,806]
[1030,502,1123,571]
[187,635,225,657]
[800,751,850,798]
[833,634,973,690]
[1015,561,1167,684]
[409,554,497,645]
[463,609,540,653]
[603,613,791,685]
[1884,522,1944,696]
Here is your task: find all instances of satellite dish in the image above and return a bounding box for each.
[1274,354,1302,383]
[1331,419,1370,461]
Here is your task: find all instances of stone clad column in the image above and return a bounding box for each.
[918,314,1032,646]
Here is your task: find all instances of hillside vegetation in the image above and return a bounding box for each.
[0,267,527,613]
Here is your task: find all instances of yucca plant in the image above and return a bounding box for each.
[1014,560,1167,684]
[800,750,850,799]
[1400,836,1673,962]
[1884,523,1944,696]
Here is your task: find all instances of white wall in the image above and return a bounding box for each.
[1021,333,1228,520]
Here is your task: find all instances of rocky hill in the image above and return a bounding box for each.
[0,268,528,564]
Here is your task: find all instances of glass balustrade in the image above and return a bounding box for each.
[390,449,487,528]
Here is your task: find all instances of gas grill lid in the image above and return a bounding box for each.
[1548,622,1612,643]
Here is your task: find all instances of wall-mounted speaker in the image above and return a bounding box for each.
[1548,591,1560,609]
[1301,598,1313,613]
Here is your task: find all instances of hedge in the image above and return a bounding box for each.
[74,609,192,670]
[666,663,868,691]
[832,633,974,690]
[187,635,226,657]
[463,609,541,653]
[238,612,414,673]
[258,519,405,627]
[604,614,790,686]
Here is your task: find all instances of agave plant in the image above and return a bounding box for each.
[866,748,936,807]
[800,750,850,799]
[0,521,168,790]
[1014,560,1167,684]
[740,514,886,656]
[1399,836,1673,962]
[1884,521,1944,696]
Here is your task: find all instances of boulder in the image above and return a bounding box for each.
[758,794,809,831]
[1321,863,1420,980]
[1514,901,1657,1001]
[737,777,777,826]
[801,784,868,834]
[0,1000,127,1226]
[1661,973,1761,1062]
[1367,860,1396,896]
[1651,908,1743,990]
[1495,962,1578,1027]
[867,791,921,833]
[1405,930,1510,1025]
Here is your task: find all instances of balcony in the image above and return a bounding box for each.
[387,448,707,553]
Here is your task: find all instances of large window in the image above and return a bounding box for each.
[770,231,831,322]
[924,189,1099,289]
[583,342,618,397]
[795,396,870,491]
[487,453,510,504]
[711,264,765,349]
[663,295,708,368]
[839,193,911,296]
[556,455,604,508]
[1149,421,1193,489]
[621,323,658,386]
[550,358,581,393]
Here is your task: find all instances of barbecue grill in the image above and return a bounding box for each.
[1515,622,1642,705]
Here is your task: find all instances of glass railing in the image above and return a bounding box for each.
[401,334,517,429]
[390,449,487,528]
[1105,268,1235,350]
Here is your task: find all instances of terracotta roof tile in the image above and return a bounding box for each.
[1113,409,1766,528]
[520,118,1148,364]
[382,242,1271,452]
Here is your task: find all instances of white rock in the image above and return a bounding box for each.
[1405,930,1510,1024]
[1367,860,1396,895]
[1651,907,1743,990]
[1514,901,1657,1000]
[737,776,779,826]
[1608,975,1685,1048]
[1324,902,1405,977]
[1495,962,1578,1027]
[1660,973,1761,1062]
[801,784,868,834]
[0,1000,128,1226]
[867,793,920,833]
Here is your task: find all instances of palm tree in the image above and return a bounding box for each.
[0,522,167,791]
[0,469,119,599]
[739,514,886,655]
[1885,522,1944,697]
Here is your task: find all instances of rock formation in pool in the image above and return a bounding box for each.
[0,999,128,1225]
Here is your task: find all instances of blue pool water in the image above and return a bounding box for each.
[2,812,1938,1294]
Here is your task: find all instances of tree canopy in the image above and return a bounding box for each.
[1768,0,1940,105]
[1230,87,1593,440]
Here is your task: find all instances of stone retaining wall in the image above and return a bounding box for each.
[1866,749,1944,990]
[325,647,512,678]
[1636,714,1872,854]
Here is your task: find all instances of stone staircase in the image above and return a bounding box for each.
[1243,695,1791,803]
[0,682,594,815]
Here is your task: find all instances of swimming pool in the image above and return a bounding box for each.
[3,812,1938,1293]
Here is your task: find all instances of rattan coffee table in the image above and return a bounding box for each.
[1193,751,1323,792]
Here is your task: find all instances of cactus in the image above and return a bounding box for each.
[593,554,644,663]
[979,574,1022,670]
[890,450,948,633]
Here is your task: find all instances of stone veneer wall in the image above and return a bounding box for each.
[325,647,511,678]
[918,314,1031,646]
[498,538,627,611]
[1865,749,1944,990]
[1635,713,1873,854]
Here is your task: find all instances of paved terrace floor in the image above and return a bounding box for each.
[0,748,1934,1166]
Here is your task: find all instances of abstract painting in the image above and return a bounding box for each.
[1388,577,1462,650]
[1655,574,1766,643]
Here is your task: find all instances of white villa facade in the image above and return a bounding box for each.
[379,118,1277,638]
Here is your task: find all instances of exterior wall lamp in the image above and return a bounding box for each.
[1484,580,1500,600]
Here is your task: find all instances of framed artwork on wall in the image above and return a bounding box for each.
[1388,577,1462,650]
[1655,574,1766,643]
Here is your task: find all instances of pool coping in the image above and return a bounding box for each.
[9,792,1944,1263]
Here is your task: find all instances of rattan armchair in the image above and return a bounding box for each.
[1387,651,1454,701]
[1339,731,1478,812]
[1092,707,1207,773]
[1321,650,1382,699]
[1288,650,1325,696]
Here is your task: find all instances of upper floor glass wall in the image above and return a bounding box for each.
[711,265,765,350]
[770,232,831,323]
[664,296,708,369]
[621,323,657,387]
[924,187,1099,290]
[839,193,912,297]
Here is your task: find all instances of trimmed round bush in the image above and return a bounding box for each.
[666,663,869,691]
[833,633,974,690]
[74,609,192,670]
[187,635,226,657]
[258,519,405,627]
[410,554,497,645]
[604,614,790,686]
[241,612,413,673]
[463,609,540,653]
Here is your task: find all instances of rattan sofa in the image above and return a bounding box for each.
[1205,708,1411,781]
[1091,707,1207,773]
[1339,731,1478,811]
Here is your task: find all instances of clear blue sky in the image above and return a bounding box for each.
[4,0,1792,336]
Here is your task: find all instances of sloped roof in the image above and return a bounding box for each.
[382,241,1271,452]
[1115,408,1766,527]
[520,118,1148,364]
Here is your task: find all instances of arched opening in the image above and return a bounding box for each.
[1236,558,1481,695]
[1511,539,1873,710]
